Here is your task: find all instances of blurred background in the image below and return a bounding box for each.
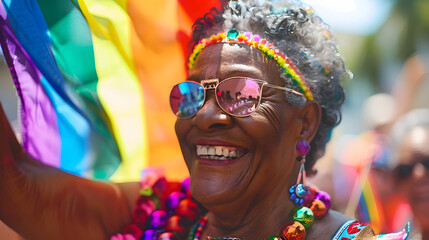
[1,0,428,238]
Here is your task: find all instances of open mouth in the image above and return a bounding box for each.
[196,145,247,160]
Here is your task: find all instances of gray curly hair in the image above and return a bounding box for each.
[190,0,349,173]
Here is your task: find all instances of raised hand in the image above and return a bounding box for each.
[0,102,140,240]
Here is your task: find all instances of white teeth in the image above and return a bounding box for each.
[230,150,236,158]
[201,146,207,155]
[195,145,244,160]
[223,148,229,156]
[215,147,223,156]
[207,147,215,155]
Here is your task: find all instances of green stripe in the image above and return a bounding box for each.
[36,0,121,179]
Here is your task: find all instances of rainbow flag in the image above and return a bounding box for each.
[0,0,220,181]
[356,173,384,233]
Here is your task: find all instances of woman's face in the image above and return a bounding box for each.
[175,43,312,208]
[396,126,429,228]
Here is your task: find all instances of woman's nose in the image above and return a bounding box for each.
[194,91,233,131]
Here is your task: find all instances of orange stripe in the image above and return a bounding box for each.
[128,0,188,180]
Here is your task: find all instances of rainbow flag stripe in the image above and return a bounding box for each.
[0,0,220,181]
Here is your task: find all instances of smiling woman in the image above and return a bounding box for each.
[0,0,410,240]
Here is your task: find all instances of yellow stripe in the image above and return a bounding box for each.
[363,179,382,233]
[78,0,148,182]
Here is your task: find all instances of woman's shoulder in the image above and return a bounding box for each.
[307,209,355,240]
[308,210,411,240]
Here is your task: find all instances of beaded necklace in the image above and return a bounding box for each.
[187,185,332,240]
[110,176,332,240]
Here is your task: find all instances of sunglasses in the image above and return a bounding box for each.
[169,77,304,118]
[394,160,429,179]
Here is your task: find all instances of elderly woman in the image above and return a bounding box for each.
[0,0,409,239]
[390,109,429,240]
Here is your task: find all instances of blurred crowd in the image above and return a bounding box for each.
[309,53,429,239]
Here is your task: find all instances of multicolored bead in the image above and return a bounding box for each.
[141,229,158,240]
[159,232,179,240]
[166,191,185,210]
[227,29,239,40]
[309,199,327,219]
[289,184,311,205]
[265,236,283,240]
[290,206,314,229]
[296,140,311,156]
[315,190,332,210]
[165,215,188,235]
[150,210,168,229]
[175,199,199,221]
[280,221,306,240]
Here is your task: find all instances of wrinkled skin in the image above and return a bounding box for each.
[0,44,350,240]
[175,43,349,239]
[395,126,429,237]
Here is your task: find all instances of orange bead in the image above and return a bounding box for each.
[165,215,187,235]
[310,199,327,219]
[175,199,199,221]
[280,221,306,240]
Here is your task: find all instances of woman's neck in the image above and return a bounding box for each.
[201,184,295,240]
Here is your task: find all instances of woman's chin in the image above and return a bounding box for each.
[190,173,245,207]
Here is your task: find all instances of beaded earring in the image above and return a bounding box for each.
[275,140,332,240]
[289,139,311,206]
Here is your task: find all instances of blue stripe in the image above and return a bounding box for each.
[40,76,90,176]
[1,0,90,123]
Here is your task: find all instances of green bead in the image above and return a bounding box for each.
[140,187,153,196]
[227,29,239,40]
[265,236,282,240]
[290,206,314,229]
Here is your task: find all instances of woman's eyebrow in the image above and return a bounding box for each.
[221,64,264,79]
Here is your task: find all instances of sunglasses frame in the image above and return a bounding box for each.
[394,160,429,179]
[171,76,305,119]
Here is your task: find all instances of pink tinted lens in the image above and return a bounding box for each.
[216,78,261,116]
[170,82,205,118]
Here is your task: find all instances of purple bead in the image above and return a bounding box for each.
[141,229,158,240]
[296,140,311,156]
[253,34,260,42]
[181,178,190,193]
[244,32,252,39]
[150,210,168,229]
[315,190,332,209]
[166,192,185,210]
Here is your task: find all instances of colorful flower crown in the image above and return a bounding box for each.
[188,29,319,101]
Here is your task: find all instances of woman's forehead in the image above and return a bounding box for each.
[188,44,276,81]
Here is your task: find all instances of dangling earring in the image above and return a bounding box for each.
[289,139,311,206]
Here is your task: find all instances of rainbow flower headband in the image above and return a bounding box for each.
[188,29,316,101]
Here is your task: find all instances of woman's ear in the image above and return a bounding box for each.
[299,101,321,142]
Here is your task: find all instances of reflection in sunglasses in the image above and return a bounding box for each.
[170,77,302,118]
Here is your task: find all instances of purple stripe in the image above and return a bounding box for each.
[0,3,60,167]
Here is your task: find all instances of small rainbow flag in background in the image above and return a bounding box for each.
[0,0,221,181]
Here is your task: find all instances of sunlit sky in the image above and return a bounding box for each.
[305,0,395,35]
